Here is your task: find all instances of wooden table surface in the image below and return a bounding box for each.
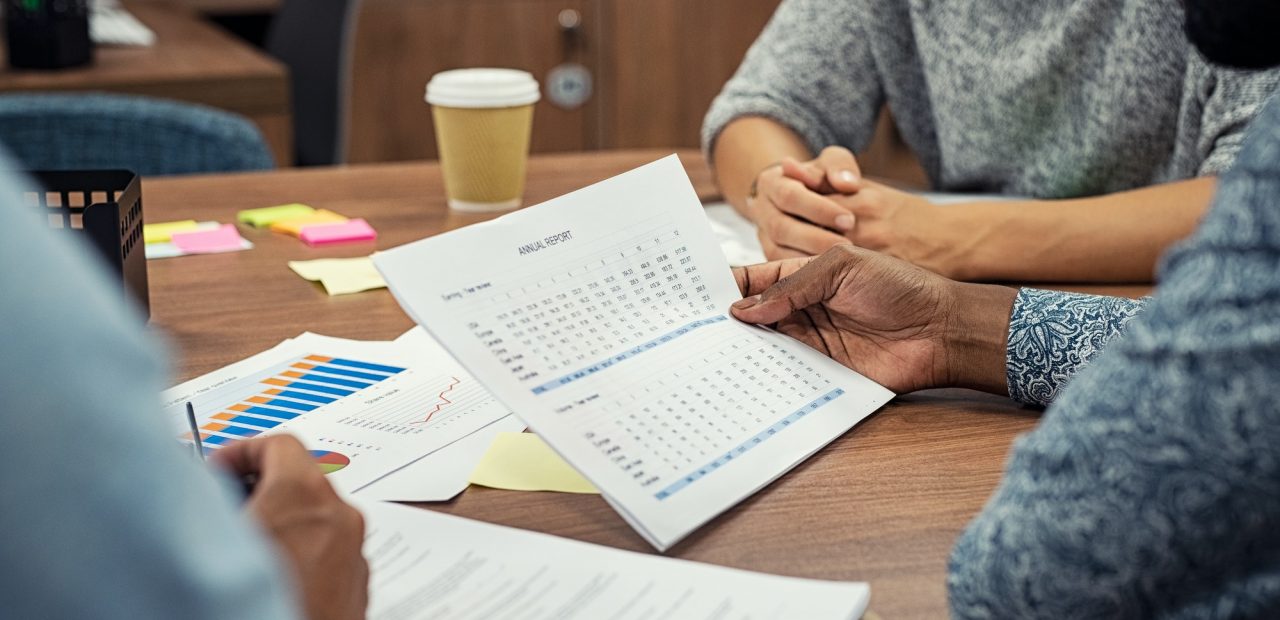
[0,3,292,164]
[143,149,1149,619]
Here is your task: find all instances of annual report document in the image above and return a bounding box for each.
[361,500,870,619]
[374,155,894,549]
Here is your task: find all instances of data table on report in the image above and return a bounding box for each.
[376,155,894,549]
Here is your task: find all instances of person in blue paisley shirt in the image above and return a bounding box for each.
[731,1,1280,616]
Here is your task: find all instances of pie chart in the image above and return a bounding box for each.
[310,450,351,475]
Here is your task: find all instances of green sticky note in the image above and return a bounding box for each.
[237,203,315,228]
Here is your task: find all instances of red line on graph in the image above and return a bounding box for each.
[414,376,461,424]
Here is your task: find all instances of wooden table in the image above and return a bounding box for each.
[143,149,1148,619]
[0,3,292,164]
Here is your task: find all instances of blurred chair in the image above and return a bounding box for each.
[266,0,360,166]
[0,93,275,175]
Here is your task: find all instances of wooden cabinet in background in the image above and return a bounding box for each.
[346,0,780,163]
[348,0,603,163]
[600,0,779,149]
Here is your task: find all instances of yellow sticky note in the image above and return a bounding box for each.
[468,433,599,494]
[269,209,349,236]
[287,257,386,296]
[143,220,199,244]
[238,203,315,228]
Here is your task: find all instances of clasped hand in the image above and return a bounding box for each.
[749,146,963,275]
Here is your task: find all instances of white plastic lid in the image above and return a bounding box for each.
[425,68,541,109]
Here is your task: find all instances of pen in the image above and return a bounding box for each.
[186,401,258,496]
[185,401,205,460]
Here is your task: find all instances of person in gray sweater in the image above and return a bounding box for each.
[704,0,1280,283]
[729,0,1280,615]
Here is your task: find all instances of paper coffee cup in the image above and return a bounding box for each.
[427,69,540,212]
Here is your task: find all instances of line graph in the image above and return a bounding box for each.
[416,376,461,424]
[330,371,500,434]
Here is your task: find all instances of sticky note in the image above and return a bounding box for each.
[288,257,386,296]
[468,433,599,494]
[269,209,349,236]
[145,242,187,259]
[171,224,248,254]
[143,219,200,244]
[237,203,315,228]
[299,218,377,247]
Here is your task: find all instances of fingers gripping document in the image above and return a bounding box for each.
[374,155,894,549]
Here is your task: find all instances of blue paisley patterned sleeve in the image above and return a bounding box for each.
[949,94,1280,618]
[1006,289,1146,406]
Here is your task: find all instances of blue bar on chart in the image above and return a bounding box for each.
[184,353,408,452]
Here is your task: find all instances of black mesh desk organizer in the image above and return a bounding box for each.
[25,170,149,317]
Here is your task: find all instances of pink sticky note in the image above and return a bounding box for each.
[299,218,377,247]
[171,224,246,254]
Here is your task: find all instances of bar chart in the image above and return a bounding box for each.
[183,353,408,467]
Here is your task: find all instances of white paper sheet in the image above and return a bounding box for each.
[355,328,525,502]
[374,155,894,549]
[357,414,525,501]
[162,332,511,494]
[360,500,871,620]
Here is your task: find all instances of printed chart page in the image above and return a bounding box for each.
[162,332,510,494]
[361,500,870,620]
[375,155,894,549]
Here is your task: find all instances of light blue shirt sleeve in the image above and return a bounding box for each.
[0,168,300,619]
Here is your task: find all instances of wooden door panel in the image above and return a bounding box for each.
[348,0,599,163]
[602,0,780,149]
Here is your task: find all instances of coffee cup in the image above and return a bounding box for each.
[426,68,540,212]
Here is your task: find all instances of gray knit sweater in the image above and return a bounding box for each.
[703,0,1280,196]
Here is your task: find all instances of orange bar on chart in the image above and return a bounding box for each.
[282,371,304,379]
[203,423,228,432]
[231,404,251,412]
[213,412,236,421]
[248,396,271,404]
[265,389,282,396]
[264,378,291,387]
[292,362,316,370]
[306,355,333,363]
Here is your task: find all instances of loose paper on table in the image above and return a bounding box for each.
[170,223,249,254]
[468,432,599,494]
[238,203,315,228]
[300,218,377,246]
[270,209,348,236]
[161,332,512,494]
[358,414,525,502]
[357,327,525,502]
[288,257,387,296]
[360,500,870,620]
[374,155,894,550]
[143,219,200,244]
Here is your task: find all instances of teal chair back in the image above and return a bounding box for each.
[0,93,274,176]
